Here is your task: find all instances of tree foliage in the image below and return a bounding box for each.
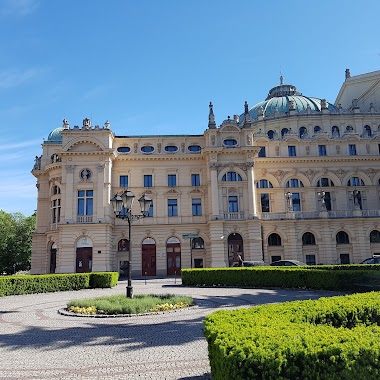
[0,211,36,274]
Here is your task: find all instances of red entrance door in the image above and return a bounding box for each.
[167,243,181,275]
[142,244,156,276]
[76,248,92,273]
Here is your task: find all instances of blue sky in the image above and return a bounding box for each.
[0,0,380,216]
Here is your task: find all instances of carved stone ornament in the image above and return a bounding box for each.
[181,142,185,152]
[134,143,138,153]
[222,126,239,132]
[336,145,340,154]
[97,164,105,172]
[334,168,347,181]
[157,143,161,153]
[272,170,287,183]
[209,162,218,170]
[228,187,237,194]
[301,169,316,182]
[363,168,377,181]
[366,144,370,154]
[66,165,75,172]
[275,146,280,156]
[211,135,215,146]
[305,145,310,155]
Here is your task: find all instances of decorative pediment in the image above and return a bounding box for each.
[188,188,205,195]
[221,126,240,132]
[165,188,181,196]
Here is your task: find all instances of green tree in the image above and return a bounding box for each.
[0,211,36,274]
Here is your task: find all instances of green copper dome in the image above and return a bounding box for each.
[240,82,339,122]
[47,127,63,144]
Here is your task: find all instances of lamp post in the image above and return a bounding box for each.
[317,189,327,211]
[285,191,293,211]
[111,190,152,298]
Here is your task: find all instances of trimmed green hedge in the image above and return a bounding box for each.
[181,267,380,291]
[0,272,119,297]
[203,291,380,380]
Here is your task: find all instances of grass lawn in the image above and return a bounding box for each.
[67,293,194,315]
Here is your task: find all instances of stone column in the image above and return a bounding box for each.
[210,163,219,218]
[246,162,256,217]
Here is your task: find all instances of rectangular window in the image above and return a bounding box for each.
[260,193,270,212]
[168,174,177,187]
[228,196,238,212]
[349,144,357,156]
[318,145,327,156]
[305,255,316,265]
[168,199,178,216]
[258,147,266,157]
[324,191,332,211]
[51,199,61,223]
[292,192,301,211]
[192,198,202,216]
[119,175,129,188]
[191,173,200,186]
[288,146,296,157]
[78,190,93,215]
[144,175,153,188]
[147,200,153,217]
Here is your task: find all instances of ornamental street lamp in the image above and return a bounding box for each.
[111,190,152,298]
[317,189,327,211]
[285,191,293,211]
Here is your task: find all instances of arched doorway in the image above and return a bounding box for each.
[142,238,156,276]
[228,233,244,266]
[49,242,57,274]
[166,237,181,275]
[76,236,93,273]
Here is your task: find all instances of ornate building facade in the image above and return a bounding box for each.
[31,69,380,276]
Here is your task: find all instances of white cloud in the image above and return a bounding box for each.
[0,0,39,16]
[0,68,44,89]
[0,138,42,152]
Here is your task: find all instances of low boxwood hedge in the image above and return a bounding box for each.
[181,267,380,291]
[203,291,380,380]
[0,272,119,297]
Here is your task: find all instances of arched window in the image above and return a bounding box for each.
[118,239,130,251]
[299,127,307,139]
[316,178,335,187]
[268,233,282,246]
[336,231,350,244]
[302,232,316,245]
[347,177,365,186]
[222,172,242,181]
[346,125,354,133]
[164,145,178,153]
[370,230,380,243]
[332,126,340,137]
[281,128,289,138]
[52,185,61,195]
[223,139,238,147]
[256,179,273,188]
[117,147,131,153]
[364,125,372,137]
[191,237,204,249]
[286,179,304,188]
[141,146,154,153]
[314,126,322,134]
[267,130,275,140]
[188,145,201,152]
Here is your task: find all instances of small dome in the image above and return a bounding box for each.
[240,83,339,122]
[47,127,63,143]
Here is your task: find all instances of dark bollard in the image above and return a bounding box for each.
[145,272,147,285]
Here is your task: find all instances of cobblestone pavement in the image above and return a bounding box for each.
[0,278,346,380]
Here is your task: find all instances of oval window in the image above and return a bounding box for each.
[188,145,201,152]
[164,145,178,153]
[117,146,131,153]
[141,146,154,153]
[223,139,238,147]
